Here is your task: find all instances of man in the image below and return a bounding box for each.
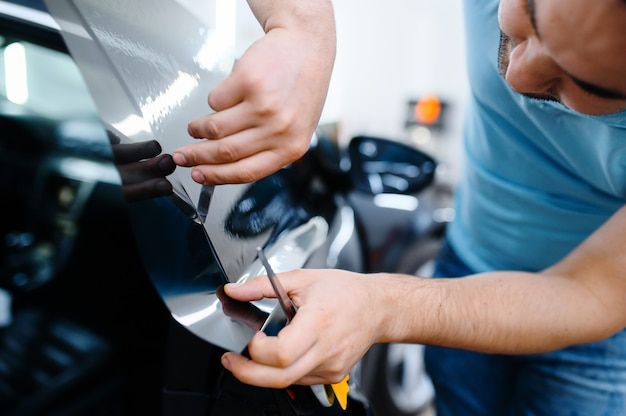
[174,0,626,414]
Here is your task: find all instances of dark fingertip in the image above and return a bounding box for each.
[156,179,173,194]
[158,155,176,173]
[148,140,162,155]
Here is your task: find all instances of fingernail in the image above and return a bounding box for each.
[172,152,186,165]
[221,353,232,371]
[225,282,243,289]
[251,331,267,342]
[191,170,205,184]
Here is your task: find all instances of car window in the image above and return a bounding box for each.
[0,35,99,120]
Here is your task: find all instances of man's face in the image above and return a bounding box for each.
[498,0,626,115]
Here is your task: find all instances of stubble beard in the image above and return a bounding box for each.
[497,30,560,103]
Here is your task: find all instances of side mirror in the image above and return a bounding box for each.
[348,135,436,195]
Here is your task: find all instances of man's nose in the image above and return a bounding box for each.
[505,41,560,95]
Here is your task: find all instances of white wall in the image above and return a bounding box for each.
[326,0,468,184]
[326,0,467,136]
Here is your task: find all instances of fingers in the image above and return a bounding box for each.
[117,153,176,184]
[122,178,173,202]
[222,323,349,388]
[113,149,176,202]
[247,316,316,365]
[176,104,310,185]
[205,64,248,112]
[202,150,298,185]
[112,139,162,164]
[224,277,278,302]
[174,125,267,168]
[186,100,257,141]
[173,136,306,185]
[185,56,278,141]
[221,330,328,388]
[222,351,323,389]
[221,351,298,389]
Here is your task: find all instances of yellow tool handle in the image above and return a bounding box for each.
[330,375,350,410]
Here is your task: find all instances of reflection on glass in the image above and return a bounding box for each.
[4,42,28,105]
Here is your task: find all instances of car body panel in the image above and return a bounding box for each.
[42,0,336,353]
[45,0,280,282]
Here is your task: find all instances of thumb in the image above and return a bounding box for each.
[224,276,276,301]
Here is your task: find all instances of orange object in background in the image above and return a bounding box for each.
[414,95,442,125]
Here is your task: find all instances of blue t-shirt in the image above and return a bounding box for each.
[447,0,626,273]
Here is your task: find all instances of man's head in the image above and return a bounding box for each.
[498,0,626,115]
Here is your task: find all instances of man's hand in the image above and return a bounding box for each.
[218,206,626,390]
[220,269,382,388]
[172,1,336,185]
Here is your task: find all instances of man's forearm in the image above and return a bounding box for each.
[377,205,626,354]
[375,270,623,354]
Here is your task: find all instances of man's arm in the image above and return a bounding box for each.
[172,0,336,185]
[220,205,626,388]
[409,203,626,352]
[384,205,626,353]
